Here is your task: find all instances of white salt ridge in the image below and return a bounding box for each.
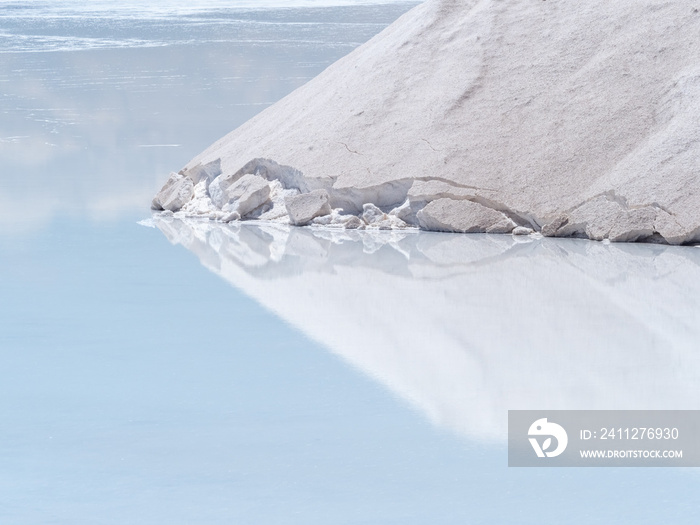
[153,0,700,244]
[153,158,413,230]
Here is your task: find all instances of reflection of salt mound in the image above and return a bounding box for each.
[157,0,700,244]
[153,218,700,440]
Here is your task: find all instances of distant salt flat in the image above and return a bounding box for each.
[0,1,416,53]
[0,135,29,143]
[0,32,169,53]
[0,0,419,19]
[137,144,182,148]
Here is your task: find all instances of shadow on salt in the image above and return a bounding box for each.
[151,217,700,442]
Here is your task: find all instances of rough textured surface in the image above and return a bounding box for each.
[216,174,271,217]
[547,196,659,243]
[285,189,332,226]
[512,226,534,236]
[168,0,700,244]
[361,203,386,225]
[181,158,221,187]
[417,198,516,234]
[152,172,194,212]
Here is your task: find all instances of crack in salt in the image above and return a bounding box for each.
[337,141,362,155]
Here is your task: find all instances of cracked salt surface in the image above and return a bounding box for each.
[154,0,700,245]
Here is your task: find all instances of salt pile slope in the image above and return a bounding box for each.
[157,0,700,244]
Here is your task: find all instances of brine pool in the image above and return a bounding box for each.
[1,2,698,523]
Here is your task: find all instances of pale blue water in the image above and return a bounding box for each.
[1,3,698,523]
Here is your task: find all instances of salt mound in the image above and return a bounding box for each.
[154,0,700,244]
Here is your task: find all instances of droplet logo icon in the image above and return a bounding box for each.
[528,418,568,458]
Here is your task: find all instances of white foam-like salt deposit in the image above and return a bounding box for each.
[154,0,700,244]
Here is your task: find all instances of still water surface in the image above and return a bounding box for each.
[1,2,698,523]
